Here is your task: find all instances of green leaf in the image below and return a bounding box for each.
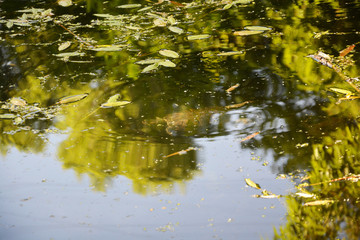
[117,4,141,9]
[234,30,263,36]
[91,45,126,51]
[329,88,354,96]
[159,49,180,58]
[158,60,176,67]
[244,26,272,31]
[101,101,131,108]
[223,3,233,10]
[58,41,71,51]
[57,0,73,7]
[53,52,85,57]
[0,113,16,119]
[187,34,211,40]
[168,26,184,34]
[135,59,162,65]
[106,94,121,103]
[141,63,159,73]
[56,93,89,105]
[245,178,261,189]
[217,51,243,56]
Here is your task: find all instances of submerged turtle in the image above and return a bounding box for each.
[143,101,251,136]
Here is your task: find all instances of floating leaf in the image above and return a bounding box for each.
[54,52,85,57]
[245,26,272,31]
[58,41,71,51]
[93,14,113,18]
[138,6,153,12]
[217,51,243,56]
[329,88,354,96]
[56,93,88,105]
[304,200,335,206]
[168,26,184,34]
[106,94,121,103]
[167,16,176,25]
[91,45,125,51]
[339,44,355,57]
[225,101,251,109]
[159,49,179,58]
[135,59,162,65]
[141,63,159,73]
[117,4,141,8]
[187,34,211,40]
[245,178,261,190]
[163,147,197,158]
[158,60,176,67]
[240,131,260,142]
[234,30,263,36]
[226,83,240,93]
[223,3,233,10]
[0,113,16,119]
[10,97,27,106]
[101,101,131,108]
[57,0,73,7]
[153,18,167,27]
[295,192,316,198]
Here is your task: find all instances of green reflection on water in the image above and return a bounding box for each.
[1,0,360,238]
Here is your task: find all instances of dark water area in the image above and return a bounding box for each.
[1,0,360,239]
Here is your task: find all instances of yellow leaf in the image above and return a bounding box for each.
[245,178,261,189]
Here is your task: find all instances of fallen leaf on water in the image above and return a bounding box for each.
[245,178,261,190]
[304,199,335,206]
[135,59,162,65]
[240,131,260,142]
[0,113,16,119]
[58,41,71,51]
[244,26,272,31]
[225,101,251,109]
[295,192,316,198]
[158,60,176,67]
[101,101,131,108]
[142,63,159,73]
[234,30,263,36]
[163,147,198,158]
[57,0,72,7]
[329,87,354,96]
[168,26,184,34]
[226,83,240,93]
[117,4,142,8]
[187,34,211,40]
[339,44,355,57]
[106,94,121,103]
[56,93,89,105]
[10,97,27,106]
[91,45,126,51]
[217,51,243,56]
[159,49,179,58]
[154,18,167,27]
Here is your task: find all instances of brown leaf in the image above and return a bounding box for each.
[339,44,355,57]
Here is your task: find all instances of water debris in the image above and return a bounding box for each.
[329,87,354,96]
[10,97,27,107]
[217,51,243,56]
[163,147,198,159]
[55,93,89,105]
[225,101,251,109]
[240,131,260,142]
[307,52,334,69]
[159,49,180,58]
[168,26,184,34]
[117,4,142,9]
[158,60,176,67]
[141,63,159,73]
[100,101,131,108]
[57,0,73,7]
[245,178,261,189]
[233,30,263,36]
[304,199,335,206]
[187,34,211,40]
[135,59,162,65]
[0,113,17,119]
[91,45,126,51]
[58,41,71,51]
[339,44,355,57]
[226,83,240,93]
[244,26,272,31]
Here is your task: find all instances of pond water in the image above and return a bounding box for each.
[1,0,360,239]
